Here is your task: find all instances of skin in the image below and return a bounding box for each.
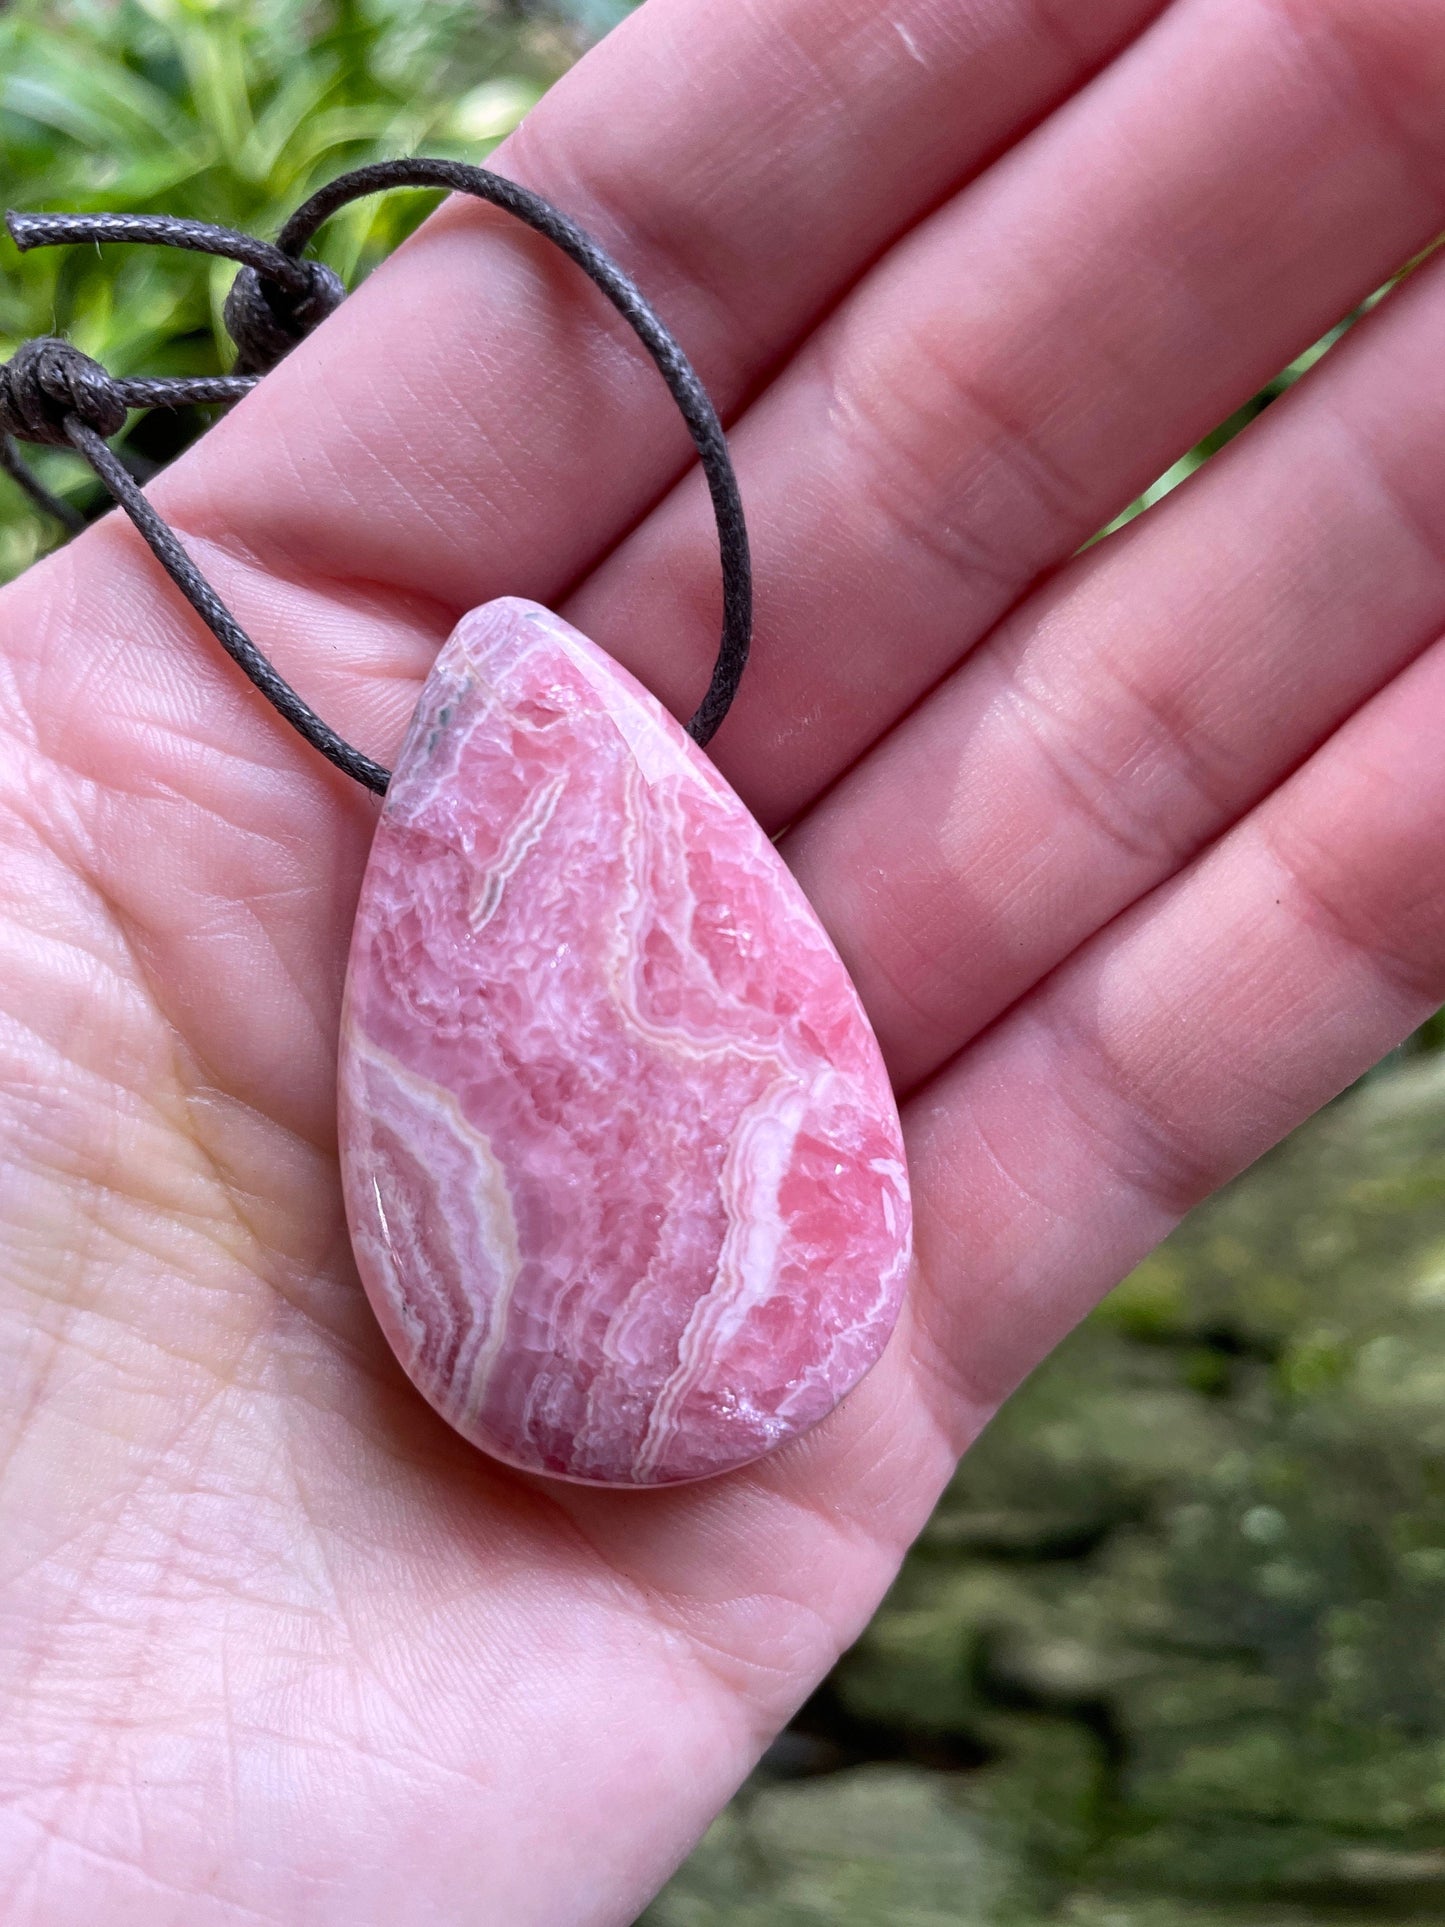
[3,0,1445,1915]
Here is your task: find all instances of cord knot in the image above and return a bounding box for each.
[222,258,346,375]
[0,337,128,447]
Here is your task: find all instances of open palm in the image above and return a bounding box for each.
[4,0,1445,1918]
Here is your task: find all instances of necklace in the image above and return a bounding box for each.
[0,160,911,1485]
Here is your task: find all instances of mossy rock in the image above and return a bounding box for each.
[653,1060,1445,1921]
[640,1765,1029,1926]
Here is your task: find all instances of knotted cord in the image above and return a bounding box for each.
[0,161,754,790]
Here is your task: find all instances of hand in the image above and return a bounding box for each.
[4,0,1444,1918]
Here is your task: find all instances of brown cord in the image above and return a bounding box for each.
[0,160,754,789]
[1,427,84,534]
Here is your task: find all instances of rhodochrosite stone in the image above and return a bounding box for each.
[338,598,911,1485]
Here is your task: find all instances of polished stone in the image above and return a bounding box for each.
[338,598,911,1485]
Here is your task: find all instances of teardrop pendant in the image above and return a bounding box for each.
[338,598,911,1485]
[8,168,912,1484]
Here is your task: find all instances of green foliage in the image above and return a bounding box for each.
[0,0,576,576]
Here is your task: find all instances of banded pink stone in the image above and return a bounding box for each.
[338,598,911,1485]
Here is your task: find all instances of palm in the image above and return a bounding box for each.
[5,0,1445,1918]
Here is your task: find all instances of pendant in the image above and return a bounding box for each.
[337,599,911,1485]
[8,169,909,1485]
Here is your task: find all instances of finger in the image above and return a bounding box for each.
[902,628,1445,1419]
[0,0,1170,1150]
[569,0,1445,819]
[786,240,1445,1088]
[22,0,1442,811]
[144,0,1169,660]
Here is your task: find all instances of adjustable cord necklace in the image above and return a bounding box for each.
[0,159,912,1487]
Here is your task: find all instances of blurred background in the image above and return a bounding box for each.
[3,5,1444,1923]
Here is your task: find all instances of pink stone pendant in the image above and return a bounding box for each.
[338,599,911,1485]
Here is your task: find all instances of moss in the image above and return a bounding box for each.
[651,1062,1445,1923]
